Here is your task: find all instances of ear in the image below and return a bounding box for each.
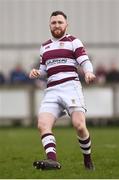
[49,23,51,29]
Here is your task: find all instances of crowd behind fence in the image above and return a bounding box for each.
[1,60,119,87]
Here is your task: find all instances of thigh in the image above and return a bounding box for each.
[38,112,56,128]
[61,81,87,115]
[38,88,63,118]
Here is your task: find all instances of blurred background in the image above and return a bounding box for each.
[1,0,119,126]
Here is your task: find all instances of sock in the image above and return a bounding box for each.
[41,133,57,161]
[77,135,92,161]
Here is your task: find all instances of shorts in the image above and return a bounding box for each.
[38,80,87,118]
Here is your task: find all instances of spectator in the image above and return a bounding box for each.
[106,62,119,83]
[95,63,107,84]
[0,71,6,85]
[9,63,31,84]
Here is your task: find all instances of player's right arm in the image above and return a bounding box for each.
[29,45,46,79]
[29,69,40,79]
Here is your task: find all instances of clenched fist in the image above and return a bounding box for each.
[29,69,40,79]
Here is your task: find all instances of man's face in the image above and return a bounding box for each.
[50,15,68,38]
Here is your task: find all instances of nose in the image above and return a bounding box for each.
[55,22,60,28]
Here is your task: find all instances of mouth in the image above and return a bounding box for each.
[54,29,61,31]
[51,28,64,38]
[54,29,62,34]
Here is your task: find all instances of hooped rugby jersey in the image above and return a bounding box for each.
[39,34,90,87]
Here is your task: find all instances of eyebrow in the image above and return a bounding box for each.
[51,20,64,24]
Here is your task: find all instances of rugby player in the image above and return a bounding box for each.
[29,11,96,170]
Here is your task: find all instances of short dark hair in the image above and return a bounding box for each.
[50,11,67,20]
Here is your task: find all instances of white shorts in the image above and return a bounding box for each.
[39,80,87,118]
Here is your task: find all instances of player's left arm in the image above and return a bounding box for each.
[72,38,96,84]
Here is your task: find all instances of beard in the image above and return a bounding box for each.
[50,28,66,39]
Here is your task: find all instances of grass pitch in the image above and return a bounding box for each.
[0,126,119,179]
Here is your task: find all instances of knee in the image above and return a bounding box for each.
[37,119,43,130]
[37,118,47,133]
[37,113,55,135]
[73,121,85,132]
[72,111,87,132]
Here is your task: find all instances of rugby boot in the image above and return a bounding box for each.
[84,156,95,170]
[33,159,61,170]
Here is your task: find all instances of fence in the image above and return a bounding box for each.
[0,84,119,126]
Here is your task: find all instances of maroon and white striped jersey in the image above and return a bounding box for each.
[39,34,91,87]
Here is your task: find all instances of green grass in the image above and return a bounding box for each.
[0,126,119,179]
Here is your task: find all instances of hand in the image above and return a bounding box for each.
[29,69,40,79]
[85,72,96,84]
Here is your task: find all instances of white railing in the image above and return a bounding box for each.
[0,84,119,125]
